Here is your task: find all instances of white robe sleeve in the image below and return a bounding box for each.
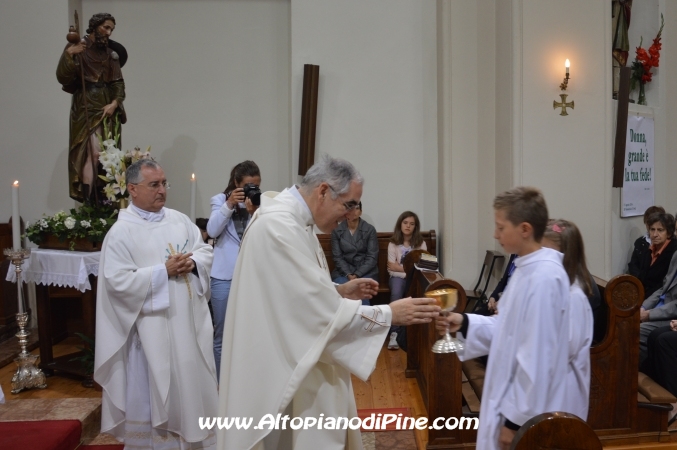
[321,304,392,381]
[457,314,498,361]
[141,264,170,314]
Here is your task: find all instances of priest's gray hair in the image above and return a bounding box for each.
[300,155,363,199]
[126,159,161,184]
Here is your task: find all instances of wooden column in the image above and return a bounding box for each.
[298,64,320,176]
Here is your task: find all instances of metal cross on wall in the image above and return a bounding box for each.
[553,94,575,116]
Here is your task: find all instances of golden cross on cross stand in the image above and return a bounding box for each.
[553,93,574,116]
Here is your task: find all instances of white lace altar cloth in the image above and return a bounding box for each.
[5,249,100,292]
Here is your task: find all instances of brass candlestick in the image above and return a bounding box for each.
[4,248,47,394]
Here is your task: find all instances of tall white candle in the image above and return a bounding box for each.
[11,181,20,250]
[190,173,196,222]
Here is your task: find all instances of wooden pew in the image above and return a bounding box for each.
[404,252,478,449]
[406,262,676,448]
[510,412,602,450]
[589,276,676,445]
[317,230,436,305]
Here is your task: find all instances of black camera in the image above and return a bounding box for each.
[243,183,262,206]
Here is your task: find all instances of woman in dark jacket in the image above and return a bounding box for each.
[635,212,677,299]
[330,202,379,305]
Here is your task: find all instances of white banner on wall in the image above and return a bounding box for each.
[621,116,654,218]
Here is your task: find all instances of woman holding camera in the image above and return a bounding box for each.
[207,160,261,381]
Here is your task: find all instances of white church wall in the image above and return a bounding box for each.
[290,0,439,234]
[664,1,677,220]
[513,0,610,278]
[1,0,291,224]
[437,0,498,288]
[82,0,291,220]
[0,0,72,226]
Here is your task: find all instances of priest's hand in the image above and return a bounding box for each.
[390,297,440,326]
[498,426,517,450]
[337,278,378,300]
[640,308,650,322]
[435,312,464,335]
[166,252,194,277]
[670,320,677,331]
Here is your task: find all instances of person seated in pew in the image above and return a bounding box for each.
[436,186,571,450]
[640,242,677,367]
[542,219,594,421]
[330,201,379,305]
[640,319,677,426]
[628,205,665,278]
[634,212,677,300]
[386,211,427,350]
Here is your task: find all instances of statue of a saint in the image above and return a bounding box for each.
[56,13,127,203]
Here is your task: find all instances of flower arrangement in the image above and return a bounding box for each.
[630,14,664,106]
[25,204,118,251]
[97,119,151,203]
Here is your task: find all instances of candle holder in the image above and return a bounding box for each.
[3,248,47,394]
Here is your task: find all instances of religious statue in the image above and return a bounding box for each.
[612,0,633,97]
[56,12,127,203]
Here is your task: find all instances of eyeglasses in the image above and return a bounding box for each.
[130,181,170,191]
[327,184,359,212]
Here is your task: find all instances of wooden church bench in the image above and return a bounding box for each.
[510,412,602,450]
[317,230,436,305]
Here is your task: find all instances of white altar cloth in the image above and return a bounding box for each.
[5,249,100,292]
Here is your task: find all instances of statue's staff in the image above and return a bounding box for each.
[67,11,99,204]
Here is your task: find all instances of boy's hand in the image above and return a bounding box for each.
[488,297,497,314]
[435,312,464,335]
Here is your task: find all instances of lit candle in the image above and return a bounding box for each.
[565,59,570,76]
[11,181,20,250]
[190,173,196,222]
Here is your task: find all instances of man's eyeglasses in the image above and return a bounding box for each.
[327,184,359,212]
[130,181,171,191]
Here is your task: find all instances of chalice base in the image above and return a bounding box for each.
[432,333,464,354]
[11,354,47,394]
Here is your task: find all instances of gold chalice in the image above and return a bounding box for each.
[425,288,464,353]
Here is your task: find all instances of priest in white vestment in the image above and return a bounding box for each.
[94,160,217,449]
[217,156,439,450]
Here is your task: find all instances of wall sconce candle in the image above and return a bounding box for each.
[554,59,574,116]
[560,59,570,90]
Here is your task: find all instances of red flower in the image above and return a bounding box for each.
[630,14,664,90]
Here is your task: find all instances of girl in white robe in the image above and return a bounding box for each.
[542,219,594,421]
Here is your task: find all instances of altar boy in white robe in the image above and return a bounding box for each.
[94,160,217,449]
[437,187,571,450]
[217,156,440,450]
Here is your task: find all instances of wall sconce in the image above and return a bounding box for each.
[553,59,574,116]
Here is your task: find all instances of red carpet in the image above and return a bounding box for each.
[0,420,81,450]
[357,407,411,431]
